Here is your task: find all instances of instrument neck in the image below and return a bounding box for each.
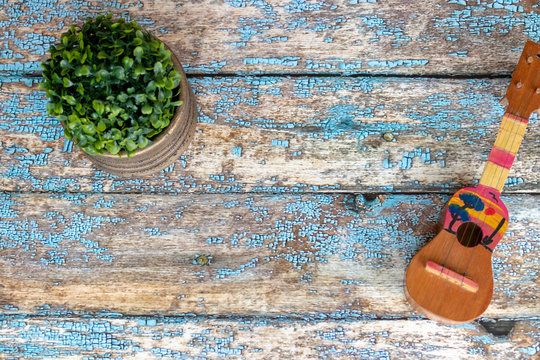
[478,112,529,192]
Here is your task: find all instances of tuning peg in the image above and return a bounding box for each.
[527,56,534,64]
[536,88,540,94]
[516,81,523,89]
[500,97,509,106]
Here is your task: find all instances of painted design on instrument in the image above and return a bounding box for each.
[487,146,515,169]
[444,185,509,252]
[479,113,529,192]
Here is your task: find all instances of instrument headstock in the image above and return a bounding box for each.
[505,41,540,119]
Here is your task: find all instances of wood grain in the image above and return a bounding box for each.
[1,0,539,357]
[0,0,538,76]
[0,315,539,359]
[1,193,538,318]
[405,229,494,324]
[1,77,539,193]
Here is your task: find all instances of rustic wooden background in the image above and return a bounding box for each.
[1,0,540,358]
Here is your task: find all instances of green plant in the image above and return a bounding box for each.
[40,14,183,156]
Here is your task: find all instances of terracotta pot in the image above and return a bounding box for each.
[79,45,197,177]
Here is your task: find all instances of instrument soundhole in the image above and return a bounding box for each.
[456,222,484,247]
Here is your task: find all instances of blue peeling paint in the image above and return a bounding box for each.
[0,193,123,266]
[0,89,63,141]
[449,50,469,57]
[244,57,300,67]
[434,1,540,41]
[232,146,243,157]
[359,14,411,48]
[367,59,429,68]
[271,139,289,147]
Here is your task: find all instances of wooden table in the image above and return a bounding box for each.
[1,1,539,358]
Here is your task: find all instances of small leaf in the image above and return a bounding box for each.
[113,66,125,79]
[164,77,175,90]
[146,81,156,93]
[149,39,159,52]
[155,76,165,88]
[72,50,81,61]
[133,46,144,60]
[134,64,145,75]
[46,102,56,113]
[54,102,63,114]
[110,105,122,117]
[82,123,96,135]
[97,51,107,59]
[157,89,165,102]
[164,88,172,99]
[94,140,105,149]
[52,73,62,84]
[63,77,73,87]
[137,136,149,148]
[67,114,79,126]
[172,73,181,88]
[82,145,99,155]
[92,100,105,115]
[112,48,124,57]
[125,139,137,152]
[106,141,120,154]
[154,61,163,75]
[141,104,153,115]
[134,94,146,104]
[97,69,109,79]
[117,93,128,102]
[80,65,91,76]
[109,128,122,140]
[75,102,83,114]
[64,95,77,105]
[150,114,161,129]
[60,59,71,69]
[132,37,143,46]
[64,129,72,140]
[122,56,134,69]
[77,83,84,96]
[97,121,107,132]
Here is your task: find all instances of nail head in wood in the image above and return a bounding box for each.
[195,254,210,266]
[383,132,394,142]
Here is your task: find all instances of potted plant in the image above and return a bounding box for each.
[40,14,197,177]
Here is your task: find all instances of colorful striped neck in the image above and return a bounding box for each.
[479,112,529,192]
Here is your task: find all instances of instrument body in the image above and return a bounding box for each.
[405,41,540,324]
[405,185,508,323]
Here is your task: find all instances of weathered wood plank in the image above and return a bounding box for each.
[0,316,539,359]
[1,77,538,193]
[1,193,538,318]
[0,0,539,76]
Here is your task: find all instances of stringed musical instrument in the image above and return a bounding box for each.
[405,41,540,324]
